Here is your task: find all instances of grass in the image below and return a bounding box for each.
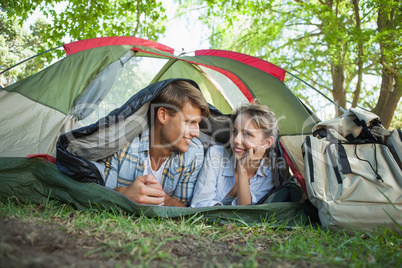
[0,197,401,268]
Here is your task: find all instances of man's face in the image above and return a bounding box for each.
[161,102,202,153]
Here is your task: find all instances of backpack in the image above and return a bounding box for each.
[302,108,402,232]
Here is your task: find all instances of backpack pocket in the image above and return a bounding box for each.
[328,143,402,204]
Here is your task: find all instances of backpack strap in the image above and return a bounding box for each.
[305,136,315,183]
[312,127,327,138]
[270,149,281,188]
[337,144,352,174]
[327,147,343,184]
[353,118,378,143]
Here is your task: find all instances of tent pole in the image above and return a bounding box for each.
[0,45,64,76]
[286,71,346,113]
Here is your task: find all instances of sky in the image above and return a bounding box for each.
[159,1,211,53]
[24,0,211,54]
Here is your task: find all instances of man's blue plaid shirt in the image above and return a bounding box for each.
[103,128,204,206]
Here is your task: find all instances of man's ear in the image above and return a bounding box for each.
[157,107,168,125]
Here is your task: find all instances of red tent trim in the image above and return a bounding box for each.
[63,37,255,102]
[27,154,57,165]
[195,49,286,82]
[197,65,254,102]
[280,142,307,193]
[63,36,174,56]
[132,47,254,102]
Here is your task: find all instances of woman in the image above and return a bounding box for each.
[191,104,278,207]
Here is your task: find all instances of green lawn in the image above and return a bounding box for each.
[0,198,400,268]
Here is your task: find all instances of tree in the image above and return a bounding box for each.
[0,11,50,87]
[194,0,401,127]
[1,0,167,57]
[1,0,168,87]
[371,0,402,128]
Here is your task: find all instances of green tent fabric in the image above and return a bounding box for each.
[0,157,309,227]
[0,37,318,158]
[0,37,325,226]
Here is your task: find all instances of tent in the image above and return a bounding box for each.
[0,36,327,226]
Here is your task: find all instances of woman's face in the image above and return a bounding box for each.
[230,114,270,160]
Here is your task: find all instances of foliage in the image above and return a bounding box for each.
[191,0,401,123]
[0,10,50,87]
[1,0,167,58]
[390,112,402,130]
[372,0,402,72]
[0,0,168,87]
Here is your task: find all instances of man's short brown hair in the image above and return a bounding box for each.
[150,80,210,122]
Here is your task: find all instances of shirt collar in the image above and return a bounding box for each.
[139,127,179,159]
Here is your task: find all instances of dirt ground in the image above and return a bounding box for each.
[0,215,316,268]
[0,216,118,268]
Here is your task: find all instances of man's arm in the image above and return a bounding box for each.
[169,147,205,207]
[103,153,119,189]
[163,194,186,207]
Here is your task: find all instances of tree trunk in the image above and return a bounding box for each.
[331,63,347,116]
[352,0,363,108]
[380,90,401,128]
[373,73,401,128]
[371,1,401,128]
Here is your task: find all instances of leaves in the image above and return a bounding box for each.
[0,0,168,86]
[0,11,50,87]
[1,0,167,52]
[196,0,401,121]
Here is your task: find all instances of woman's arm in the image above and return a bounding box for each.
[190,146,225,207]
[236,164,252,205]
[236,146,266,205]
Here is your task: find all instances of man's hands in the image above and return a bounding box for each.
[114,175,165,205]
[114,174,185,207]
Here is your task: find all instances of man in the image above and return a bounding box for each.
[102,80,210,207]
